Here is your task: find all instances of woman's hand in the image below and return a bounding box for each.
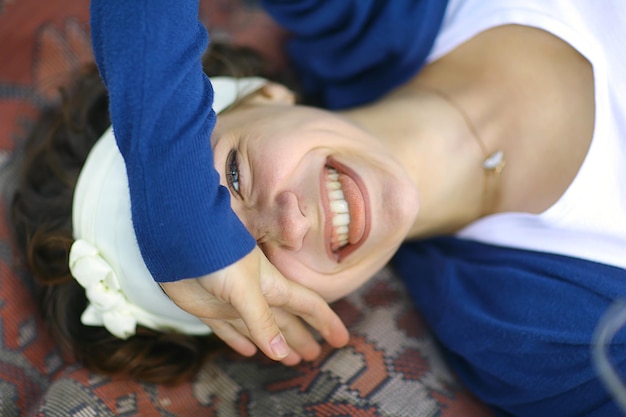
[160,246,349,364]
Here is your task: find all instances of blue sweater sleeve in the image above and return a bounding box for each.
[90,0,255,282]
[261,0,449,109]
[394,238,626,417]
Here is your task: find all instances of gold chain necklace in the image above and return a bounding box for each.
[424,88,506,215]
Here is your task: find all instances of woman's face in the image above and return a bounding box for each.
[211,85,419,301]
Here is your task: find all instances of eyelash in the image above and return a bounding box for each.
[226,149,241,196]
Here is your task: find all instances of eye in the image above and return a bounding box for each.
[226,149,241,196]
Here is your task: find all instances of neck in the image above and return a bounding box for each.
[339,80,504,239]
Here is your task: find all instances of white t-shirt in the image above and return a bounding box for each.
[426,0,626,269]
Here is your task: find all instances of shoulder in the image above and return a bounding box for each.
[262,0,449,108]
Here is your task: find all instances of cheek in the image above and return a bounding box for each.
[263,246,389,302]
[262,248,329,295]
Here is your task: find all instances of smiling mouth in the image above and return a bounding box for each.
[323,158,370,261]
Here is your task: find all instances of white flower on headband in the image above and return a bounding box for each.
[68,239,138,339]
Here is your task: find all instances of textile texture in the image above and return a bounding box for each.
[0,0,493,415]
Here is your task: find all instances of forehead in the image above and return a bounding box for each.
[212,103,315,148]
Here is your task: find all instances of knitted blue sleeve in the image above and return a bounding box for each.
[394,238,626,417]
[90,0,255,282]
[261,0,449,109]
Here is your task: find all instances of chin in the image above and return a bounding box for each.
[328,246,401,302]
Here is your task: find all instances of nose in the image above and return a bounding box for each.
[247,191,310,251]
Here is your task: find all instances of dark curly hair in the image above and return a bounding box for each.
[10,43,289,385]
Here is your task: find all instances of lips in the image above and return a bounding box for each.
[322,157,370,261]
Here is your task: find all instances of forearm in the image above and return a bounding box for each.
[90,0,254,282]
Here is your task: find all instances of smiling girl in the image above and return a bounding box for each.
[10,0,626,415]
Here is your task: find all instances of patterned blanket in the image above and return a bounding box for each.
[0,0,492,415]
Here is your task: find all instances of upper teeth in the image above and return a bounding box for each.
[326,167,350,250]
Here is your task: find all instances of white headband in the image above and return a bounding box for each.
[69,76,267,339]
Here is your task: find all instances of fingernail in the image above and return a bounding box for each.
[270,334,289,358]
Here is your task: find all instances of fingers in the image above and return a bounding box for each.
[161,273,317,363]
[259,272,350,349]
[161,246,349,363]
[160,279,261,358]
[208,248,293,361]
[204,319,258,357]
[217,308,319,366]
[226,277,291,360]
[255,250,349,349]
[272,308,321,362]
[224,248,349,357]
